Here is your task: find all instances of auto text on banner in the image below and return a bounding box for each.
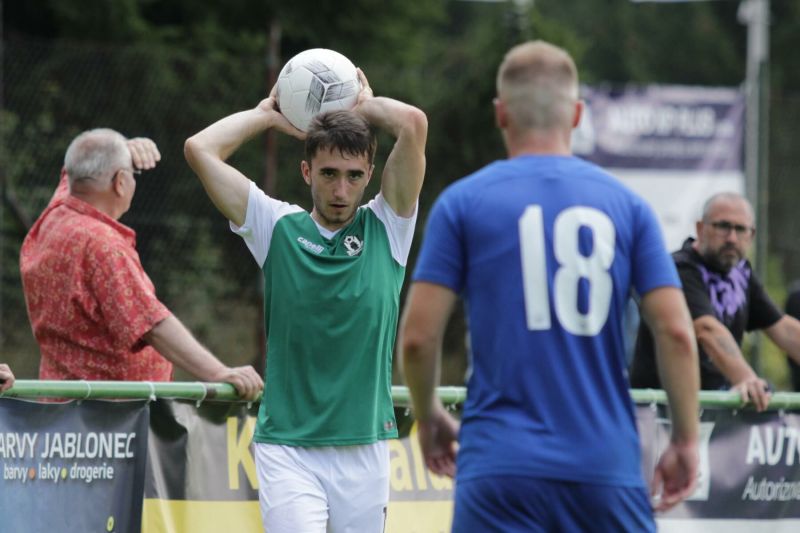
[638,404,800,532]
[573,84,745,251]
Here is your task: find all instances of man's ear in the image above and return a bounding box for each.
[572,100,584,129]
[111,171,125,196]
[494,98,507,129]
[301,161,311,186]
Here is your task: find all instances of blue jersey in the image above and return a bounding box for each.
[413,155,679,487]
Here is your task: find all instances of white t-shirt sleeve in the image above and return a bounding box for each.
[366,193,418,267]
[230,181,303,268]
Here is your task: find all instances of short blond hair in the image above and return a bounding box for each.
[496,40,578,130]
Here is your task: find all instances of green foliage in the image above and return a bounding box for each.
[4,0,800,385]
[748,254,794,391]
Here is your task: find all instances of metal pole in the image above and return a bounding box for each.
[0,0,5,347]
[511,0,534,40]
[252,20,282,377]
[739,0,770,277]
[738,0,770,370]
[264,20,281,199]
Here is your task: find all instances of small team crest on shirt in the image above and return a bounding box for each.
[343,235,363,257]
[383,420,395,431]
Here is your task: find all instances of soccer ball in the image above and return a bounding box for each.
[276,48,361,132]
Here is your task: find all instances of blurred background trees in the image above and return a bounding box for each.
[3,0,800,387]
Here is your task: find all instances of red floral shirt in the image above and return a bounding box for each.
[20,176,173,381]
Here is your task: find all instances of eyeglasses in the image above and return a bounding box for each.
[709,220,755,238]
[113,168,142,180]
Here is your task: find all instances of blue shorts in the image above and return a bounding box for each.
[451,476,656,533]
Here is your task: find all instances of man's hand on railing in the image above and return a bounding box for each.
[731,376,771,412]
[211,366,264,402]
[0,364,15,393]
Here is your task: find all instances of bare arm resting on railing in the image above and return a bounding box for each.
[694,315,770,411]
[143,316,263,401]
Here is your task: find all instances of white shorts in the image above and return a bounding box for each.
[255,441,389,533]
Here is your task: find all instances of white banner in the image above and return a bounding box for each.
[574,84,745,251]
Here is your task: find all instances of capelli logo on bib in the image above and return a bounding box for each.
[297,237,324,254]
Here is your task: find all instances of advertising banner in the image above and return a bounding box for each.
[5,398,800,532]
[573,84,745,251]
[639,404,800,532]
[0,399,149,533]
[142,401,454,532]
[142,401,800,532]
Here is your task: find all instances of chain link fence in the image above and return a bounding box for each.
[4,35,800,388]
[1,36,284,379]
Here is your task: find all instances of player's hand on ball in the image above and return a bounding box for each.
[355,68,374,105]
[257,96,306,140]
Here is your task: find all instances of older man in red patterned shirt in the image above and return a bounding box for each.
[20,128,262,400]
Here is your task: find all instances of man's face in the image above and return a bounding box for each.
[696,198,755,273]
[302,146,373,231]
[113,158,138,218]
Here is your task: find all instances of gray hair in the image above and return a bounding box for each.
[496,40,579,131]
[701,191,754,222]
[64,128,130,186]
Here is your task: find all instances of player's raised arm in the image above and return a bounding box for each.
[353,69,427,217]
[184,95,304,227]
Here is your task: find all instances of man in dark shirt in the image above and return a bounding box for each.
[631,192,800,410]
[784,282,800,391]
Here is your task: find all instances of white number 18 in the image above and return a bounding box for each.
[519,205,615,336]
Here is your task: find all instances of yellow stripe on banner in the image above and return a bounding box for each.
[142,499,452,533]
[386,501,453,533]
[142,500,262,532]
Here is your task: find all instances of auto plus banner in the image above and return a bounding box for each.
[0,399,148,533]
[639,405,800,532]
[573,84,745,251]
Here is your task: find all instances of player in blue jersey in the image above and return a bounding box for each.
[399,40,700,532]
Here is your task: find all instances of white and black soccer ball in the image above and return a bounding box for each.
[276,48,360,132]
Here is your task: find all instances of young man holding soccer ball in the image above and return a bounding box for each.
[185,66,427,532]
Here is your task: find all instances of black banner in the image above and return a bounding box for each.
[640,405,800,523]
[5,397,800,532]
[0,399,148,533]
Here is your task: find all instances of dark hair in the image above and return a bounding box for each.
[305,110,377,165]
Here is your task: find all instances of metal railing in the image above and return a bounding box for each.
[3,381,800,410]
